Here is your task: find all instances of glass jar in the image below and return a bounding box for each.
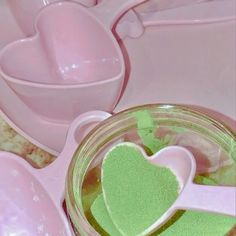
[65,104,236,235]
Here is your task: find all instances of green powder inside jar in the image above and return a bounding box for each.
[92,143,179,236]
[155,210,236,236]
[132,110,170,154]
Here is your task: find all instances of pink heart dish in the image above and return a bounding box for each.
[0,0,147,121]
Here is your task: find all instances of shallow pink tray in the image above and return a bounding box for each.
[0,0,235,156]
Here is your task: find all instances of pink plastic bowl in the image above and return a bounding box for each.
[0,1,134,121]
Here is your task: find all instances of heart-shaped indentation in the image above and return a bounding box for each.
[93,143,179,236]
[1,2,122,85]
[0,2,124,121]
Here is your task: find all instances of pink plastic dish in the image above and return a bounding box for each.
[0,0,147,121]
[7,0,97,36]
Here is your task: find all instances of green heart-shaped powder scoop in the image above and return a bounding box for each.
[92,143,179,236]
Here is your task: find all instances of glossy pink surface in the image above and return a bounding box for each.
[1,3,122,85]
[0,153,69,236]
[0,111,111,236]
[0,0,131,121]
[0,0,235,155]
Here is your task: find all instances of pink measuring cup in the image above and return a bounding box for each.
[0,111,111,236]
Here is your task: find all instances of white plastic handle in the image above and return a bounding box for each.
[175,183,236,217]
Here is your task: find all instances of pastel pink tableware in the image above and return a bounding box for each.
[0,0,147,121]
[127,144,236,235]
[0,110,111,236]
[7,0,97,36]
[0,0,235,156]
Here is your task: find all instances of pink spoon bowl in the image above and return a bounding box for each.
[0,0,147,121]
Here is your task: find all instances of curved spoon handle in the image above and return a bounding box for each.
[141,0,236,27]
[90,0,148,29]
[37,110,111,205]
[176,183,236,217]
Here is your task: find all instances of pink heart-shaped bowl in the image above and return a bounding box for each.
[0,0,147,121]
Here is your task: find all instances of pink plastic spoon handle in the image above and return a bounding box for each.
[135,0,205,13]
[35,111,111,206]
[141,0,236,27]
[175,183,236,217]
[90,0,148,29]
[113,0,206,39]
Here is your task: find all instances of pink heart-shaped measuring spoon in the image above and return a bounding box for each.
[128,144,236,235]
[0,111,111,235]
